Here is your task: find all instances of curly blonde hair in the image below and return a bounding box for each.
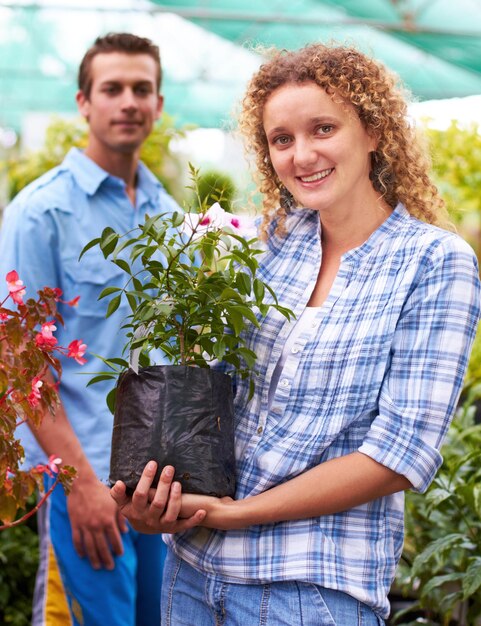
[239,43,448,238]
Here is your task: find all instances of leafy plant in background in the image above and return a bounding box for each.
[3,114,191,203]
[426,121,481,260]
[0,271,84,529]
[0,497,38,626]
[191,168,237,213]
[393,387,481,626]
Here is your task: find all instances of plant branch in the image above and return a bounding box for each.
[0,473,61,531]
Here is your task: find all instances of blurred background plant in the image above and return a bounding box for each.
[3,114,192,204]
[391,387,481,626]
[426,121,481,261]
[190,168,237,213]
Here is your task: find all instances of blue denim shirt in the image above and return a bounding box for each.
[0,148,179,480]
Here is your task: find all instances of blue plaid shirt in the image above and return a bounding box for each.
[167,203,481,618]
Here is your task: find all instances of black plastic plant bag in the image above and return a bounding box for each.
[109,365,236,497]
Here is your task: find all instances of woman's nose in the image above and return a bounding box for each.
[293,139,318,169]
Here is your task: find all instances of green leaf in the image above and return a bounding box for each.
[225,309,243,336]
[412,533,465,577]
[79,237,100,260]
[106,387,117,415]
[237,347,257,369]
[171,211,184,227]
[220,287,243,303]
[463,558,481,598]
[106,295,122,317]
[425,487,453,508]
[235,272,251,296]
[230,304,260,327]
[420,572,464,598]
[98,286,122,300]
[100,231,119,258]
[253,278,265,303]
[112,258,131,274]
[86,373,118,386]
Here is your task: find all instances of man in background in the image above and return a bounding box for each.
[0,33,177,625]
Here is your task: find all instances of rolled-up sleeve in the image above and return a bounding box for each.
[359,237,481,492]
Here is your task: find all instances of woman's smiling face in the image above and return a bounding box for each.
[263,81,378,216]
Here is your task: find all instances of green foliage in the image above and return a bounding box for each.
[0,498,38,626]
[394,390,481,625]
[191,169,237,213]
[426,121,481,259]
[3,114,191,203]
[81,166,292,402]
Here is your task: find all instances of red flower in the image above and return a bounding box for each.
[66,295,80,307]
[67,339,87,365]
[6,270,26,305]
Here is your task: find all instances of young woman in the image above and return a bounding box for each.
[111,44,481,625]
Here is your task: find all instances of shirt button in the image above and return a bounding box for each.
[291,346,300,354]
[257,426,263,434]
[280,378,289,388]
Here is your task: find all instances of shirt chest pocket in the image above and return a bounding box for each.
[63,255,126,319]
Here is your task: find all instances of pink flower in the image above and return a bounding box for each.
[67,339,87,365]
[199,215,211,226]
[47,454,62,474]
[0,311,8,321]
[27,376,43,407]
[40,321,56,339]
[34,321,58,350]
[230,218,240,229]
[6,270,26,305]
[34,455,62,478]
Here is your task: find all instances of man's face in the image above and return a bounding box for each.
[76,52,163,161]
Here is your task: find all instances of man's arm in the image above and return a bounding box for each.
[32,372,128,570]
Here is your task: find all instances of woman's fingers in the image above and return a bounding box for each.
[110,463,206,533]
[110,480,129,507]
[131,461,158,509]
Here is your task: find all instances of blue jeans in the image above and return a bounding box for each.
[161,548,384,625]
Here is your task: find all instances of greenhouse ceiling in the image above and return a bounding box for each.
[0,0,480,134]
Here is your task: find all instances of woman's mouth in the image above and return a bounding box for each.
[298,168,334,183]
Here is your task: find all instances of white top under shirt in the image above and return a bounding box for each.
[267,306,320,410]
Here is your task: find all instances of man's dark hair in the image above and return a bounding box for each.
[78,32,162,97]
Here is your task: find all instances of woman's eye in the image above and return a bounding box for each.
[273,135,291,145]
[317,125,334,134]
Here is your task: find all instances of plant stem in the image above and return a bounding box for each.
[0,473,60,531]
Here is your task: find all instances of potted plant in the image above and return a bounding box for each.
[81,180,292,497]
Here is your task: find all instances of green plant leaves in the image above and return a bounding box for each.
[83,187,293,396]
[397,401,481,624]
[464,558,481,598]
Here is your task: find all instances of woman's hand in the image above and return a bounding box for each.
[110,461,206,534]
